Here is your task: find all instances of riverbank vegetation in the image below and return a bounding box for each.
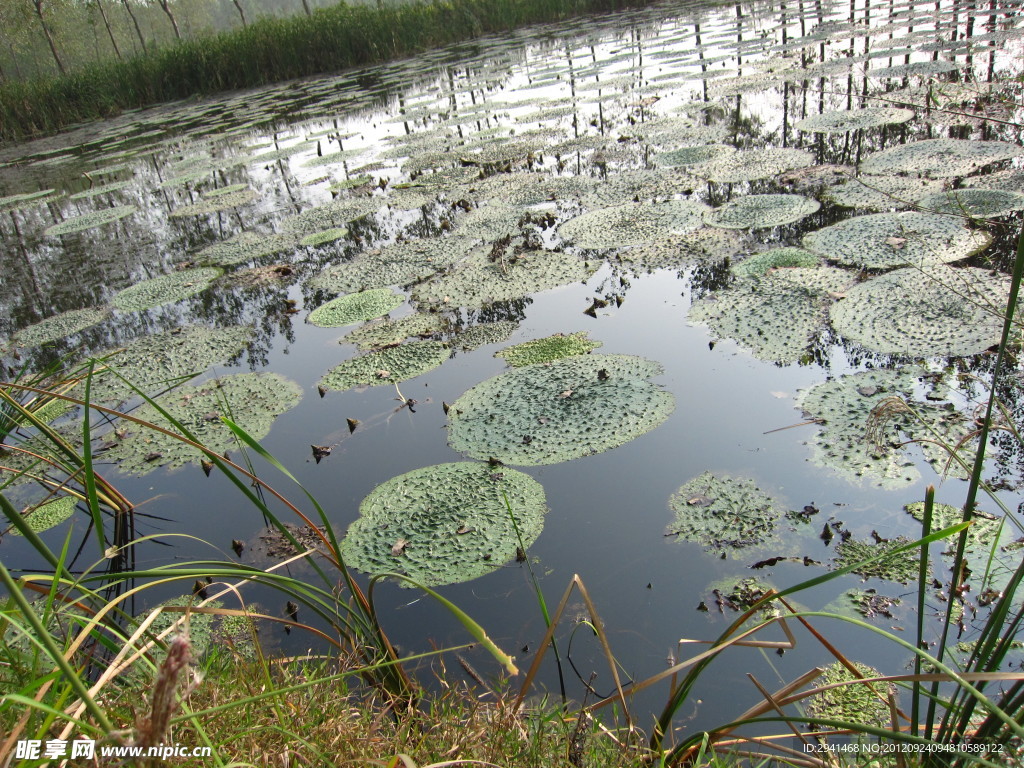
[0,0,653,143]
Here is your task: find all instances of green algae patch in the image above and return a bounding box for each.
[320,341,450,391]
[806,662,894,727]
[795,106,914,133]
[112,268,222,312]
[496,332,601,367]
[556,200,709,250]
[12,496,77,535]
[12,307,110,349]
[413,247,594,309]
[731,248,820,278]
[860,138,1024,178]
[447,353,674,466]
[829,266,1010,357]
[341,462,546,587]
[104,373,301,475]
[796,368,975,489]
[666,472,781,554]
[704,194,819,230]
[44,205,137,236]
[196,231,300,266]
[455,321,519,351]
[344,313,443,350]
[802,211,990,269]
[307,289,404,328]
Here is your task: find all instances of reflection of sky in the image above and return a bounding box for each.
[2,0,1024,733]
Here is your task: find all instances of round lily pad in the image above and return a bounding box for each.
[0,189,59,211]
[12,496,77,535]
[795,107,914,134]
[300,227,349,246]
[654,144,736,168]
[196,231,300,266]
[12,307,110,349]
[112,268,222,312]
[829,266,1010,357]
[455,321,519,351]
[44,205,137,236]
[823,176,943,210]
[169,188,257,217]
[695,148,814,183]
[917,188,1024,219]
[307,289,404,328]
[860,139,1024,178]
[344,313,444,350]
[447,354,674,466]
[320,341,450,391]
[704,194,820,229]
[103,373,302,475]
[731,248,820,278]
[905,501,1001,550]
[618,228,744,272]
[834,537,921,584]
[496,332,602,367]
[281,199,382,233]
[666,472,781,553]
[802,211,990,269]
[557,200,709,249]
[341,462,547,587]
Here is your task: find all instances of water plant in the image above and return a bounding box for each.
[666,472,782,554]
[10,307,110,349]
[319,341,450,392]
[556,200,708,249]
[111,267,223,312]
[495,332,601,367]
[703,194,820,230]
[43,205,137,236]
[307,289,404,328]
[195,231,300,266]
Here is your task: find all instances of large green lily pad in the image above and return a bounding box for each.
[341,462,546,587]
[496,332,601,367]
[196,231,300,266]
[307,289,404,328]
[666,472,781,553]
[11,496,77,535]
[344,313,444,350]
[44,205,137,236]
[447,354,674,466]
[112,268,222,312]
[829,266,1010,357]
[169,188,257,217]
[319,341,450,391]
[795,107,914,134]
[917,188,1024,219]
[103,373,301,475]
[802,211,990,269]
[557,201,709,249]
[12,307,110,349]
[695,148,814,183]
[860,139,1024,178]
[704,194,819,230]
[823,176,943,210]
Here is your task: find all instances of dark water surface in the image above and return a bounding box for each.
[3,0,1024,736]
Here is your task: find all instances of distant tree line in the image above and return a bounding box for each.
[0,0,349,80]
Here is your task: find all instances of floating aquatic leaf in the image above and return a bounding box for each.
[307,289,404,327]
[834,537,921,583]
[666,472,781,554]
[300,228,349,247]
[869,60,959,78]
[89,325,253,404]
[654,144,736,168]
[917,188,1024,219]
[905,501,1001,550]
[802,211,990,269]
[731,248,820,278]
[202,183,250,198]
[341,462,546,587]
[860,138,1024,178]
[447,354,674,466]
[343,312,443,350]
[704,194,820,230]
[69,181,131,200]
[496,332,602,367]
[823,175,943,210]
[104,373,301,475]
[796,368,975,489]
[0,189,59,211]
[453,204,526,240]
[195,231,300,266]
[281,198,382,233]
[580,170,701,208]
[617,228,744,272]
[11,496,77,535]
[413,247,594,309]
[169,188,256,217]
[557,201,708,249]
[307,236,476,294]
[961,168,1024,194]
[455,321,519,351]
[695,148,813,183]
[795,107,914,133]
[112,268,222,312]
[805,662,894,727]
[12,307,110,349]
[44,205,137,236]
[829,266,1010,357]
[319,341,450,391]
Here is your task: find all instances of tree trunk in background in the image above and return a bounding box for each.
[120,0,146,52]
[300,0,311,16]
[232,0,246,27]
[95,0,122,59]
[31,0,66,75]
[157,0,180,39]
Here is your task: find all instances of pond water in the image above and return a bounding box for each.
[3,0,1024,739]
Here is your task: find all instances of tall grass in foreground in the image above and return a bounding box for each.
[0,0,653,143]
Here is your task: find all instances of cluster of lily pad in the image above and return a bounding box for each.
[666,472,782,554]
